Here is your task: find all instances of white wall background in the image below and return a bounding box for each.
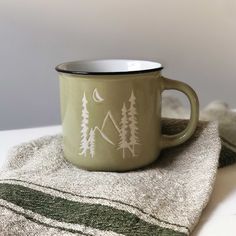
[0,0,236,130]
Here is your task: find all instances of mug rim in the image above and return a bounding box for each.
[55,59,163,75]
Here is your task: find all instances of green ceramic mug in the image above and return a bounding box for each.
[56,59,199,171]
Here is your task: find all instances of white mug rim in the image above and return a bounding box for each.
[55,59,163,75]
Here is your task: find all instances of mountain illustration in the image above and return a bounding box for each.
[100,111,120,146]
[81,110,120,157]
[79,89,140,158]
[89,126,120,159]
[94,126,115,145]
[86,126,114,158]
[101,111,120,133]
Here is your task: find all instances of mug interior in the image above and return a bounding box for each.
[56,59,163,75]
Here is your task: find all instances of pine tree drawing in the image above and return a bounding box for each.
[89,128,95,158]
[79,92,89,156]
[128,90,139,156]
[118,103,129,158]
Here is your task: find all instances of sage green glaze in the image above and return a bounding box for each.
[58,66,199,171]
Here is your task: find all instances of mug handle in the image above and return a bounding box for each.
[160,76,199,149]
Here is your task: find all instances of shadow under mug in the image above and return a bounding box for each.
[56,59,199,171]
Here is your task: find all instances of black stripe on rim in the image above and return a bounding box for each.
[55,59,164,75]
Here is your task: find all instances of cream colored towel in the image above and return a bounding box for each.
[0,118,220,235]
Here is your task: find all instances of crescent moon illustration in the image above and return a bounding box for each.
[93,88,104,103]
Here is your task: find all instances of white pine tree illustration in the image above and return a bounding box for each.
[128,90,139,156]
[79,92,89,156]
[118,103,129,158]
[89,128,95,158]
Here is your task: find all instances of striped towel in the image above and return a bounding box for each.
[0,97,235,235]
[0,120,220,235]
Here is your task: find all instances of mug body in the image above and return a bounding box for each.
[57,60,163,171]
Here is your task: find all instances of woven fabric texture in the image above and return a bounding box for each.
[0,118,221,235]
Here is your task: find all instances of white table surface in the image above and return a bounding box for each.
[0,125,236,236]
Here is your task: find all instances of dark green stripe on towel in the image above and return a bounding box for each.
[0,178,189,232]
[0,183,186,236]
[0,203,91,236]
